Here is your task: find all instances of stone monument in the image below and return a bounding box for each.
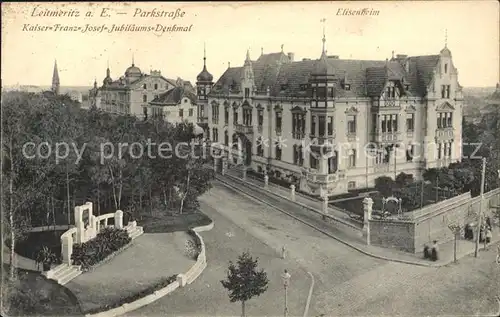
[74,202,95,244]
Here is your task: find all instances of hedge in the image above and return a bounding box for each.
[85,275,177,314]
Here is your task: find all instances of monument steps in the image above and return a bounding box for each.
[127,226,144,240]
[45,263,82,285]
[58,267,82,285]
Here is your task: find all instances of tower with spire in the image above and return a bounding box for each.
[309,18,337,178]
[196,43,214,133]
[52,60,60,95]
[103,60,113,87]
[240,49,255,99]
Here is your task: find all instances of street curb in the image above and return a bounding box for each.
[216,175,467,268]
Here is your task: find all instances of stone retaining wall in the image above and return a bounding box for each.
[84,221,214,317]
[368,188,500,253]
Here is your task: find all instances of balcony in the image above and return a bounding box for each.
[371,131,402,143]
[372,99,401,112]
[197,116,208,124]
[309,135,335,154]
[235,124,254,135]
[276,127,282,137]
[346,133,357,142]
[292,131,305,139]
[306,172,338,184]
[435,127,454,141]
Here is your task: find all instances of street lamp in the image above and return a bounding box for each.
[281,269,291,317]
[474,157,487,257]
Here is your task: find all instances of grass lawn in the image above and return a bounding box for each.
[138,211,212,233]
[1,264,83,316]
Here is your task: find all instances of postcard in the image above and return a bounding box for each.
[2,1,499,317]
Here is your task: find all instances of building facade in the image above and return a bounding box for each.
[147,85,198,123]
[90,60,181,117]
[200,36,464,196]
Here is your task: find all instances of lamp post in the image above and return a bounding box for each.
[474,157,486,258]
[281,269,291,317]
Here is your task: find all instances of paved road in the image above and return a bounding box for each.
[127,183,499,316]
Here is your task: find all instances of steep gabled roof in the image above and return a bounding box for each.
[211,51,443,99]
[150,86,197,106]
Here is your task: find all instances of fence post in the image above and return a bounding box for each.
[61,235,73,265]
[115,210,123,229]
[290,185,296,202]
[363,197,374,246]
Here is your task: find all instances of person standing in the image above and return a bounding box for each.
[431,240,439,261]
[485,227,492,246]
[281,245,287,259]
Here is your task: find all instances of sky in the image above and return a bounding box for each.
[1,1,499,87]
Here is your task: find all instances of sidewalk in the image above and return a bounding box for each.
[218,171,500,267]
[227,169,363,229]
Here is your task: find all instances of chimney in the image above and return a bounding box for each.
[396,54,408,59]
[287,52,294,62]
[328,55,339,59]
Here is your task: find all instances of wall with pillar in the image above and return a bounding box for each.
[368,188,500,253]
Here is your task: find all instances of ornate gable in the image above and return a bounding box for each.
[404,104,417,112]
[291,105,307,114]
[274,103,283,112]
[344,106,359,114]
[436,101,455,112]
[242,99,252,109]
[256,103,264,110]
[232,101,239,109]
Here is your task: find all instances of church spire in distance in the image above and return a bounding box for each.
[52,59,60,95]
[320,18,327,59]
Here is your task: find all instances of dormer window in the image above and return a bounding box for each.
[281,84,288,91]
[344,84,351,91]
[143,84,147,89]
[404,84,410,91]
[300,84,309,91]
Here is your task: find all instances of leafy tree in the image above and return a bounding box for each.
[396,172,414,188]
[220,252,269,317]
[374,176,395,197]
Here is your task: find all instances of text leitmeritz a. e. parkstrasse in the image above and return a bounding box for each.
[24,6,193,34]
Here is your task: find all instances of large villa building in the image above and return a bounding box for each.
[89,59,195,120]
[197,33,464,196]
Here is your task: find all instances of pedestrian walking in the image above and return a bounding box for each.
[496,244,500,264]
[281,245,287,259]
[485,227,492,246]
[431,240,439,261]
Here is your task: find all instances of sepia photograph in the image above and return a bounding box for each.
[1,1,499,316]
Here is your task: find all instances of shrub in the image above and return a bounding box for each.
[374,176,396,197]
[71,227,131,271]
[186,230,202,260]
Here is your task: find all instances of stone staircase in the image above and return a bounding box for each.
[43,263,82,285]
[125,221,144,240]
